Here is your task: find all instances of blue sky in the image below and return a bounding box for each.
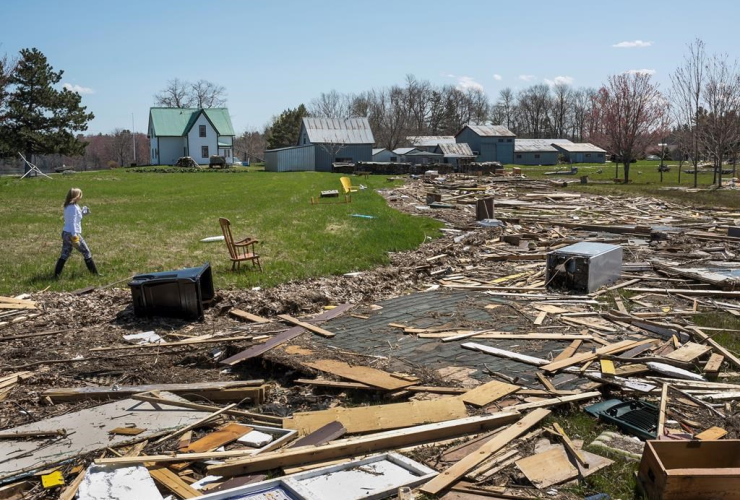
[2,0,738,135]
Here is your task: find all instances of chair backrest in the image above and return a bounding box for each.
[340,176,352,193]
[219,218,238,259]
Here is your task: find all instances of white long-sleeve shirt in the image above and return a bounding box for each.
[63,204,83,234]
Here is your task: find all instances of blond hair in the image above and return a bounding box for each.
[64,188,83,207]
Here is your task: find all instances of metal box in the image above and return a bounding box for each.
[546,242,622,293]
[129,262,214,320]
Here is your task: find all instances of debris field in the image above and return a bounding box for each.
[2,173,740,499]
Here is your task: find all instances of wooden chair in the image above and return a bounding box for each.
[219,218,262,272]
[340,176,358,194]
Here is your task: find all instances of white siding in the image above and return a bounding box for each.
[158,137,186,166]
[187,113,218,165]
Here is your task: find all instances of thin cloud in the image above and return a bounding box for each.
[443,73,484,92]
[625,68,657,75]
[493,74,502,81]
[544,76,574,86]
[518,74,535,82]
[613,40,652,48]
[63,83,95,95]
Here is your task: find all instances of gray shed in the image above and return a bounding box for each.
[552,142,606,163]
[435,142,475,167]
[514,139,565,165]
[406,136,457,152]
[455,124,515,164]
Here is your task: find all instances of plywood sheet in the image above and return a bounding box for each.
[284,398,467,435]
[302,359,416,390]
[515,446,578,489]
[460,380,521,407]
[182,423,252,453]
[667,342,712,362]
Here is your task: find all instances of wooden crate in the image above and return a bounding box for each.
[638,440,740,500]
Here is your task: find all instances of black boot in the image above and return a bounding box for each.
[85,258,99,275]
[54,258,66,278]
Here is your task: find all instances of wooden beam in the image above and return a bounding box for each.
[154,404,237,444]
[535,373,557,392]
[277,314,334,338]
[553,340,582,362]
[419,409,551,496]
[229,309,270,323]
[460,380,520,407]
[96,413,521,471]
[691,327,740,370]
[131,394,282,424]
[657,383,668,438]
[625,288,740,298]
[541,340,650,373]
[508,391,602,411]
[552,423,588,468]
[148,467,202,498]
[89,335,254,352]
[43,381,265,403]
[301,359,416,391]
[705,353,724,377]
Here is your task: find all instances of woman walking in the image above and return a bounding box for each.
[54,188,99,278]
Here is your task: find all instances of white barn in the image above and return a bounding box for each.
[147,108,236,165]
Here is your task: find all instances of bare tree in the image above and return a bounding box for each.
[590,72,667,183]
[550,83,572,138]
[190,79,227,108]
[517,84,551,138]
[309,90,352,119]
[154,78,194,108]
[234,129,266,163]
[670,39,707,187]
[494,88,516,131]
[0,50,18,113]
[317,140,347,165]
[107,128,133,167]
[405,75,432,135]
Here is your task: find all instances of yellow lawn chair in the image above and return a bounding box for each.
[340,176,358,194]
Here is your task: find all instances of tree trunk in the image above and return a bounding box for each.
[623,160,630,184]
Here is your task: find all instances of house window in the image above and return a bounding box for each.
[498,139,504,142]
[390,156,398,162]
[507,138,513,142]
[597,153,604,158]
[201,146,209,158]
[303,138,306,145]
[534,154,541,159]
[516,154,522,159]
[199,125,206,137]
[225,149,231,158]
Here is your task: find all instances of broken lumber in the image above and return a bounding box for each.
[229,309,270,323]
[97,412,521,470]
[420,409,551,496]
[552,423,588,468]
[89,335,254,351]
[154,403,237,444]
[284,397,467,435]
[695,426,727,440]
[657,383,668,438]
[301,359,416,390]
[691,326,740,370]
[148,466,201,498]
[460,380,520,407]
[290,422,347,448]
[277,314,334,338]
[131,394,282,425]
[541,339,652,373]
[43,381,265,403]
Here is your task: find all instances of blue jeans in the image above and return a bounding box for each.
[60,231,92,260]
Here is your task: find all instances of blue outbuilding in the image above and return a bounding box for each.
[455,125,516,164]
[265,117,374,172]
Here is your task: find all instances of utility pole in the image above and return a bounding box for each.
[132,113,136,165]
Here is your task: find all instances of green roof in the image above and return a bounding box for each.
[149,107,235,137]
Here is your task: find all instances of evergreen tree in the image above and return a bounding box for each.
[0,48,94,159]
[265,104,308,149]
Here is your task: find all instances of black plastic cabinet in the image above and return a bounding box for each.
[129,263,214,320]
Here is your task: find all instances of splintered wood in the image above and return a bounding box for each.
[301,359,417,390]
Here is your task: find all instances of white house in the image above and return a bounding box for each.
[147,107,236,165]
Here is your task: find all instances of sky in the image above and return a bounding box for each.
[2,0,739,135]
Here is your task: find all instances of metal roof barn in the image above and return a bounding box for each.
[301,117,374,144]
[460,124,516,137]
[407,136,457,147]
[552,142,606,153]
[436,142,475,157]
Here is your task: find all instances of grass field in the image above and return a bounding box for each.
[516,160,740,209]
[0,168,442,295]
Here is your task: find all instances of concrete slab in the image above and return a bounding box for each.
[78,464,163,500]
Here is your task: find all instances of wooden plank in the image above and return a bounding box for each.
[277,314,335,338]
[508,392,602,411]
[43,381,265,403]
[422,333,592,340]
[229,309,270,324]
[695,426,728,441]
[625,287,740,298]
[182,423,252,453]
[657,383,668,438]
[666,342,712,363]
[283,398,468,435]
[704,353,724,376]
[535,373,557,392]
[552,423,588,468]
[301,359,416,390]
[533,311,547,325]
[420,409,551,496]
[290,422,346,448]
[553,340,582,362]
[131,394,282,424]
[148,466,202,498]
[58,469,86,500]
[89,335,254,352]
[541,340,648,373]
[154,404,237,444]
[461,380,520,407]
[97,413,521,470]
[220,304,353,366]
[515,446,578,489]
[109,427,146,436]
[124,440,148,457]
[691,327,740,370]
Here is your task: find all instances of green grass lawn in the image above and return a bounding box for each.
[0,169,442,295]
[516,160,740,209]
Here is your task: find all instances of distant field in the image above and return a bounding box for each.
[516,160,740,209]
[0,169,442,295]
